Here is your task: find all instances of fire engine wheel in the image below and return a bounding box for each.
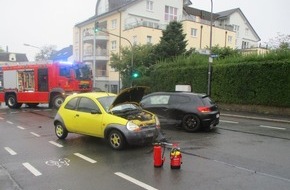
[108,130,126,150]
[6,95,22,109]
[52,95,65,109]
[182,114,201,132]
[55,122,68,139]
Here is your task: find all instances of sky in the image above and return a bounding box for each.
[0,0,289,61]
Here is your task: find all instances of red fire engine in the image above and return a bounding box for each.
[0,61,92,109]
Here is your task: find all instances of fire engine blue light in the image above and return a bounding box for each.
[58,61,73,65]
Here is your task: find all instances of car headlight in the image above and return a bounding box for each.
[155,116,160,129]
[126,121,140,132]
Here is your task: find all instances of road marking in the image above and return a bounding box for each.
[4,147,17,155]
[49,141,63,148]
[30,132,40,137]
[74,153,97,163]
[17,126,26,130]
[220,120,239,124]
[22,162,42,176]
[0,117,4,120]
[259,125,286,130]
[6,121,13,124]
[115,172,158,190]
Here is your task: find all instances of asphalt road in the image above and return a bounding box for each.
[0,105,290,190]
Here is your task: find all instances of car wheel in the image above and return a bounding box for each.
[182,114,201,132]
[52,95,64,109]
[6,95,22,109]
[55,122,68,139]
[108,130,126,150]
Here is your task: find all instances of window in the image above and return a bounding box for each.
[142,95,170,105]
[111,41,117,50]
[64,97,78,110]
[245,28,249,36]
[191,28,197,37]
[228,36,233,44]
[242,41,249,49]
[59,66,70,77]
[165,6,177,22]
[147,36,152,44]
[111,19,117,29]
[133,35,137,45]
[146,0,153,11]
[77,97,99,113]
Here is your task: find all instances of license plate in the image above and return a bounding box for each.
[146,132,154,137]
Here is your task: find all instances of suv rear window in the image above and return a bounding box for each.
[201,96,215,106]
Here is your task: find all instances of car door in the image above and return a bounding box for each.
[75,97,104,137]
[141,94,171,124]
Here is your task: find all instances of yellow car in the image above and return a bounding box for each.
[53,86,161,150]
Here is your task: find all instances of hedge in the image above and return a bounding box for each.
[147,58,290,108]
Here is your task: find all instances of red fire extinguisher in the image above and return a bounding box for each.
[170,145,182,169]
[153,143,165,167]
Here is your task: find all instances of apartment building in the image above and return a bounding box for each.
[73,0,259,92]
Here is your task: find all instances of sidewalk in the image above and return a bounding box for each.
[220,110,290,124]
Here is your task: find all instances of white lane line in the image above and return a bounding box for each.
[49,141,63,148]
[17,126,26,130]
[74,153,97,163]
[30,132,40,137]
[6,121,13,124]
[220,120,239,124]
[259,125,286,130]
[4,147,17,155]
[22,162,42,176]
[115,172,158,190]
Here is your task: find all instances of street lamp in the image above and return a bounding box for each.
[94,22,134,87]
[23,43,45,61]
[23,43,41,50]
[207,0,213,96]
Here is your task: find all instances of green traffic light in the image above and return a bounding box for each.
[132,71,140,78]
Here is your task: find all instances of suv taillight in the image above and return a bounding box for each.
[197,106,211,113]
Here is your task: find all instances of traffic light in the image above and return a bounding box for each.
[131,70,140,78]
[94,22,99,32]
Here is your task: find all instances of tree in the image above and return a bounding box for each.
[211,45,240,59]
[266,33,290,50]
[0,46,4,53]
[110,44,158,87]
[155,21,187,60]
[35,45,57,61]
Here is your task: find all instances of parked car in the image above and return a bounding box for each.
[53,87,161,150]
[140,92,220,132]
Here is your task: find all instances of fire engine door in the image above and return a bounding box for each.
[38,68,48,92]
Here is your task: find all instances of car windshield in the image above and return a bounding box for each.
[97,96,116,112]
[110,103,139,112]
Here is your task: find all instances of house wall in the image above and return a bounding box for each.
[222,11,259,49]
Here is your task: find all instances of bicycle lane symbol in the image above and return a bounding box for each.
[45,158,70,168]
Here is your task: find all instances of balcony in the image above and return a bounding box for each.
[83,49,109,61]
[83,30,109,43]
[125,20,166,30]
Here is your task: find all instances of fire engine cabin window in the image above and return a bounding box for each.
[77,97,100,113]
[59,66,71,77]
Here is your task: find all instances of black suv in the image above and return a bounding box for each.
[140,92,220,132]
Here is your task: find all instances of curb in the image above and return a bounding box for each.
[221,113,290,124]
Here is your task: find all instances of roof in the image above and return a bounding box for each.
[216,8,261,41]
[75,0,140,27]
[183,6,220,21]
[50,45,72,61]
[0,52,28,62]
